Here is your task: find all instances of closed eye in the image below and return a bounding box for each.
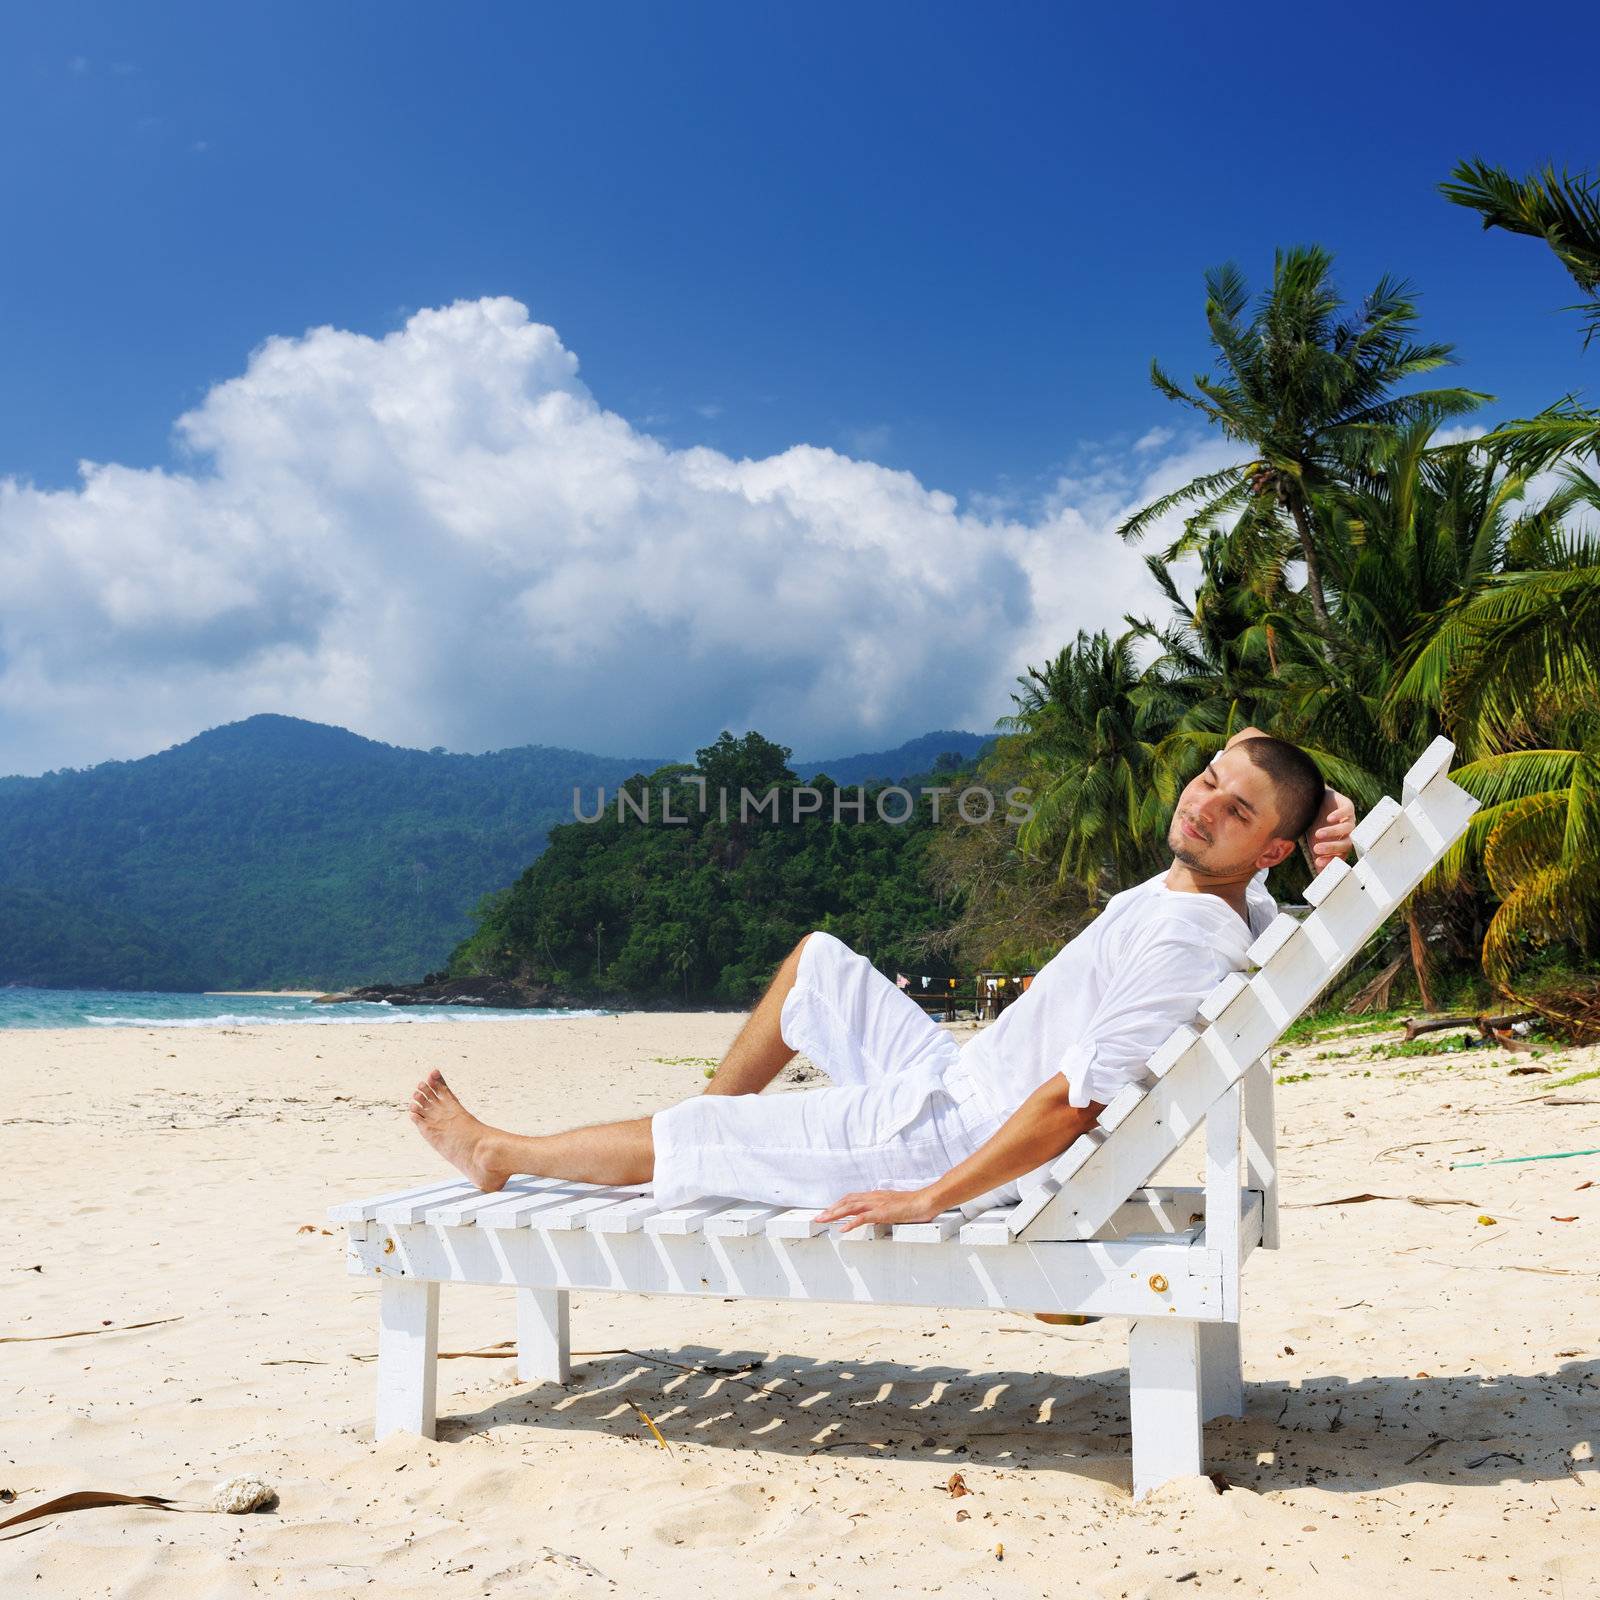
[1204,770,1246,822]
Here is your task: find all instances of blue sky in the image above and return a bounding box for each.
[4,0,1594,498]
[0,2,1595,775]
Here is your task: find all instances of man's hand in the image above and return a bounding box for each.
[1306,787,1356,873]
[814,1187,943,1232]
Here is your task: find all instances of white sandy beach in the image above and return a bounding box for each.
[3,1010,1597,1597]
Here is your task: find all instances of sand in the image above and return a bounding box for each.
[3,1011,1596,1597]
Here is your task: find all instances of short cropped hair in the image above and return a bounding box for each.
[1233,737,1326,842]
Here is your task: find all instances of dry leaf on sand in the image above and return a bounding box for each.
[0,1316,182,1345]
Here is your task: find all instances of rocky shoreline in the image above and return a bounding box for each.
[313,973,596,1010]
[312,972,742,1014]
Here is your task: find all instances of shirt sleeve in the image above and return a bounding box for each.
[1245,869,1278,941]
[1055,924,1243,1109]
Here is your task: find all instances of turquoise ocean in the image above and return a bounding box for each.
[0,986,610,1031]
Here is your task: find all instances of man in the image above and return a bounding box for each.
[407,729,1356,1231]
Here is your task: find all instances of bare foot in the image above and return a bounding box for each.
[408,1069,513,1192]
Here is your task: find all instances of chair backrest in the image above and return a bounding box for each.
[1014,736,1479,1243]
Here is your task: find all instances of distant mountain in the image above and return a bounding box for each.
[0,714,1000,991]
[792,730,996,788]
[0,715,670,991]
[0,884,210,991]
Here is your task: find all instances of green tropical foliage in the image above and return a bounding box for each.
[444,730,979,1004]
[1442,159,1600,345]
[1000,630,1174,900]
[991,212,1600,1029]
[1438,160,1600,475]
[1114,245,1488,631]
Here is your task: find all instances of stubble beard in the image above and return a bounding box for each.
[1168,813,1209,870]
[1169,816,1253,879]
[1169,836,1205,869]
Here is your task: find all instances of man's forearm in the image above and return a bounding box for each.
[921,1081,1102,1212]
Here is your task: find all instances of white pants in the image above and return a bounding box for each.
[650,932,1013,1215]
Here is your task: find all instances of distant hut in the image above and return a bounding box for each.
[973,968,1037,1022]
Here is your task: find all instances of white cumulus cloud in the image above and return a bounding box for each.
[0,298,1231,775]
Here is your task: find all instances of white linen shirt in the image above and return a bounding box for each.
[941,868,1278,1204]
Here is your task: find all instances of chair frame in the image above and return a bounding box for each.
[329,737,1477,1498]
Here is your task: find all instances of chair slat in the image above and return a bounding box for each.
[375,1181,483,1224]
[328,1178,470,1224]
[1146,1023,1199,1078]
[1402,734,1455,803]
[1047,1129,1105,1184]
[1198,971,1249,1022]
[476,1185,599,1230]
[533,1190,648,1231]
[835,1221,890,1241]
[424,1179,567,1226]
[765,1208,827,1239]
[1199,984,1277,1072]
[1096,1081,1146,1132]
[997,1182,1064,1241]
[1150,1031,1210,1086]
[703,1203,787,1237]
[644,1197,744,1235]
[1303,855,1351,907]
[1246,911,1300,968]
[587,1195,667,1234]
[959,1206,1021,1245]
[1249,932,1337,1029]
[1406,771,1481,854]
[892,1210,965,1243]
[1350,794,1403,856]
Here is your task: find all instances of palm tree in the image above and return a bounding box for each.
[1117,246,1489,634]
[1000,630,1172,901]
[1385,466,1600,1016]
[1443,159,1600,346]
[1454,725,1600,1009]
[1291,425,1552,1002]
[1124,543,1283,761]
[1440,160,1600,474]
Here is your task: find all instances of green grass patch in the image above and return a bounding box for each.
[1364,1035,1490,1061]
[1547,1064,1600,1090]
[1281,1008,1411,1045]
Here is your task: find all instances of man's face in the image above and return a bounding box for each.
[1168,748,1297,876]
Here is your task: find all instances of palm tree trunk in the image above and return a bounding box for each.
[1408,902,1438,1013]
[1288,496,1333,633]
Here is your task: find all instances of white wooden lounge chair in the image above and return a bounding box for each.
[328,737,1477,1499]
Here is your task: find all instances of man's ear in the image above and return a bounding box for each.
[1254,836,1297,874]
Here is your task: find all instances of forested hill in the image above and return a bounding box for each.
[442,729,985,1007]
[0,714,989,992]
[0,715,669,991]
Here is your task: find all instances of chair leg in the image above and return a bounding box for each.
[1128,1317,1203,1499]
[376,1277,439,1440]
[517,1287,571,1384]
[1198,1319,1244,1421]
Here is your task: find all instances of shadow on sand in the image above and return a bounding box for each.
[435,1340,1595,1497]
